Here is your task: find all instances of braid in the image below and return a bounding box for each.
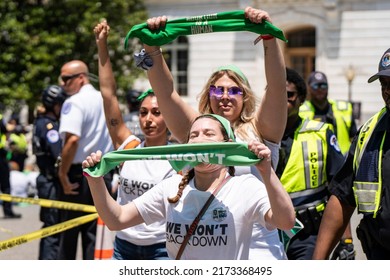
[168,169,195,203]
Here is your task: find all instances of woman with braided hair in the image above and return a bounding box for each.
[82,114,294,260]
[94,20,177,260]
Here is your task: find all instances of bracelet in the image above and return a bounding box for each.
[253,34,275,45]
[134,48,162,70]
[147,48,162,57]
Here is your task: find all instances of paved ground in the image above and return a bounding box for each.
[0,202,366,260]
[0,203,83,260]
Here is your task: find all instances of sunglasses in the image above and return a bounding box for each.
[60,72,84,84]
[209,85,243,98]
[311,83,328,90]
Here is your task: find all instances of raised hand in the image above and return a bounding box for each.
[244,6,272,24]
[94,19,110,44]
[82,150,103,169]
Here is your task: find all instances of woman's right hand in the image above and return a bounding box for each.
[94,19,110,45]
[82,150,102,169]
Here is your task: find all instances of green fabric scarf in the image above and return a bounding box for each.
[124,10,287,49]
[83,142,260,177]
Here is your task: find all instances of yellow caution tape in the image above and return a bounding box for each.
[0,194,97,213]
[0,213,99,252]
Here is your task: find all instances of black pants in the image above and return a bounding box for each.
[36,174,61,260]
[0,154,15,216]
[286,231,317,260]
[58,164,112,260]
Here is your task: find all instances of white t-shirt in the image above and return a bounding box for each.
[116,140,176,246]
[134,173,273,260]
[10,170,28,197]
[59,84,113,163]
[235,134,287,260]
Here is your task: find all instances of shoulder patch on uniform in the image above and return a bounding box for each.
[46,130,60,143]
[46,123,54,130]
[330,134,341,153]
[62,102,72,115]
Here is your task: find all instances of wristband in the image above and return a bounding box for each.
[253,34,275,45]
[260,34,275,40]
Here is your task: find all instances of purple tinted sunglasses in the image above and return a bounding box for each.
[209,85,243,98]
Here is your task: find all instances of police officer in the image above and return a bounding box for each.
[300,70,358,155]
[32,85,67,259]
[299,70,357,259]
[276,68,347,259]
[0,113,22,218]
[313,47,390,260]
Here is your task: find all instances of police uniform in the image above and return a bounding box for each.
[32,113,63,259]
[276,117,345,259]
[329,107,390,259]
[1,115,16,217]
[300,99,357,155]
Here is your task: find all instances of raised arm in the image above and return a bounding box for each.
[143,16,199,144]
[83,151,144,230]
[249,140,295,230]
[94,20,132,149]
[245,7,287,143]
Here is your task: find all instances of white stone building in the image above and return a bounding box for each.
[136,0,390,124]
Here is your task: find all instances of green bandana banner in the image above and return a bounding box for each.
[124,10,287,49]
[83,142,260,177]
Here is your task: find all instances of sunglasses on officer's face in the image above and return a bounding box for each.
[311,83,328,90]
[60,73,84,84]
[209,85,243,99]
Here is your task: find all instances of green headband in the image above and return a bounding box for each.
[202,114,235,141]
[137,88,154,101]
[125,10,287,49]
[217,65,248,85]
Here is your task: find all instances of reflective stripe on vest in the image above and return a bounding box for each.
[353,107,386,217]
[299,100,353,154]
[280,119,329,207]
[0,134,5,149]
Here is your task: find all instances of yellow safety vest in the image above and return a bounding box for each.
[8,133,27,152]
[280,119,330,211]
[0,114,6,149]
[299,99,353,155]
[353,107,387,218]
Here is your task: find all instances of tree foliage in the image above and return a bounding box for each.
[0,0,148,116]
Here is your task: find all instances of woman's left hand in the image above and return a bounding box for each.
[248,140,271,161]
[248,140,272,173]
[244,6,272,24]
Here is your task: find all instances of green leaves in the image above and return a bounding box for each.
[0,0,147,114]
